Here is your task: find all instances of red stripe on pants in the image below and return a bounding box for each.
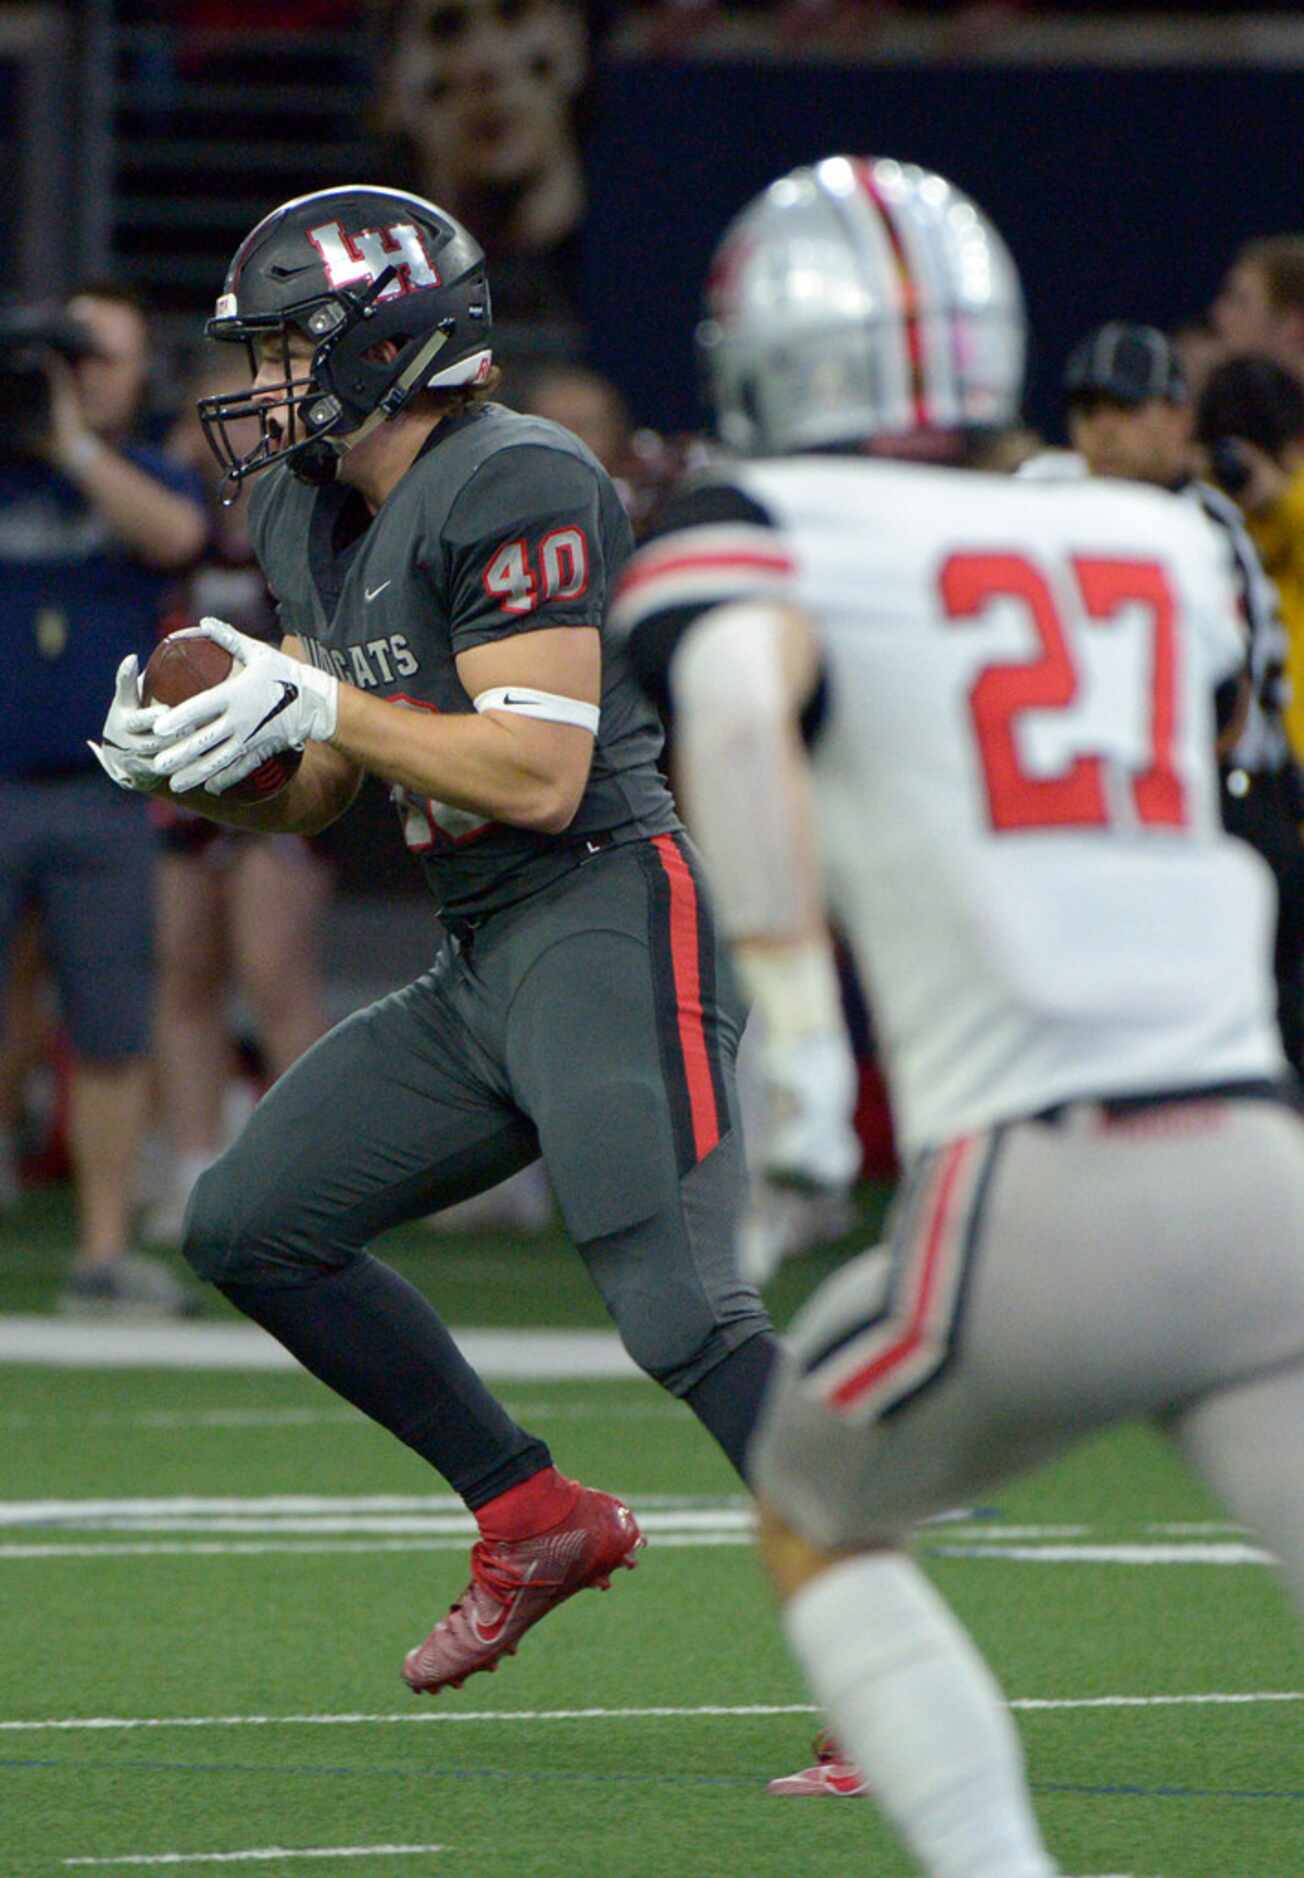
[653,833,721,1163]
[829,1135,974,1412]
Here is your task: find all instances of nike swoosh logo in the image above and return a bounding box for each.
[248,679,299,741]
[470,1560,540,1646]
[365,581,392,603]
[500,693,532,706]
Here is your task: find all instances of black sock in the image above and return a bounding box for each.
[219,1254,551,1508]
[683,1332,782,1482]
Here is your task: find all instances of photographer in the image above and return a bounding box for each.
[1196,354,1304,762]
[1062,324,1304,1076]
[0,283,207,1314]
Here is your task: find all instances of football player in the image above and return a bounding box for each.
[611,156,1304,1873]
[95,185,778,1694]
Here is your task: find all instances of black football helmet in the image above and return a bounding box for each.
[198,184,493,489]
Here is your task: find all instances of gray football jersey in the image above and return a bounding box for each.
[249,403,679,917]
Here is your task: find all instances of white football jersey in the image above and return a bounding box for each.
[615,457,1284,1155]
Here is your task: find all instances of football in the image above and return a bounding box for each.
[142,632,304,804]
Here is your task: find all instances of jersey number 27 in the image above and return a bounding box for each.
[940,551,1186,834]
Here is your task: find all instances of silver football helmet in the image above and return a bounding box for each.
[697,155,1026,456]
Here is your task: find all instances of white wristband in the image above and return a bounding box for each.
[474,686,600,734]
[738,940,845,1047]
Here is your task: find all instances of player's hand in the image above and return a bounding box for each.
[88,654,166,791]
[739,1028,862,1286]
[149,617,339,795]
[38,353,93,471]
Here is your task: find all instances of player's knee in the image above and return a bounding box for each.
[181,1153,332,1288]
[180,1158,255,1285]
[633,1319,767,1397]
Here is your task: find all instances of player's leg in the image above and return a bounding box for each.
[751,1140,1058,1871]
[183,955,550,1500]
[1163,1359,1304,1619]
[502,835,779,1478]
[761,1502,1057,1876]
[182,947,644,1692]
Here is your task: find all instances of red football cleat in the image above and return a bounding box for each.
[767,1729,871,1796]
[402,1485,644,1695]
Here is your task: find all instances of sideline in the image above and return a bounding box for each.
[0,1315,640,1378]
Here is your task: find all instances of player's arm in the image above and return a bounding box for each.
[669,599,861,1278]
[42,358,207,571]
[330,624,598,834]
[612,475,832,954]
[145,446,605,831]
[613,480,860,1266]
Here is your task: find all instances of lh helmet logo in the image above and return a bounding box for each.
[307,221,442,299]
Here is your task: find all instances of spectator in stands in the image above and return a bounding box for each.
[1214,236,1304,386]
[514,360,633,474]
[1173,312,1225,406]
[374,0,591,331]
[0,283,207,1313]
[1195,353,1304,759]
[1065,324,1304,1075]
[142,353,334,1243]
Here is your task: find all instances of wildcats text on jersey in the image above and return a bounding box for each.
[297,632,419,689]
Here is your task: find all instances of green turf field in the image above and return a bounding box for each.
[2,1185,1302,1876]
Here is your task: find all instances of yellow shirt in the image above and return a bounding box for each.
[1249,462,1304,761]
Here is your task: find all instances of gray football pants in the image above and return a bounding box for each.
[753,1092,1304,1619]
[184,834,770,1393]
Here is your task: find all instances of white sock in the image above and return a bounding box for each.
[783,1552,1058,1877]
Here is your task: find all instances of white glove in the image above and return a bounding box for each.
[88,654,166,791]
[149,618,339,796]
[739,1027,862,1286]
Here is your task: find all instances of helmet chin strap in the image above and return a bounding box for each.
[334,323,455,459]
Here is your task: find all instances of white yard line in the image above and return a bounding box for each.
[0,1534,753,1559]
[7,1692,1301,1735]
[0,1496,752,1530]
[0,1316,639,1378]
[932,1541,1274,1565]
[0,1486,1269,1566]
[64,1850,446,1869]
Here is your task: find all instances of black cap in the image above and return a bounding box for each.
[1064,322,1186,406]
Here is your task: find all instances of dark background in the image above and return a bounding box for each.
[0,58,17,271]
[583,58,1302,442]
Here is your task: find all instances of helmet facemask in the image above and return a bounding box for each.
[199,268,468,495]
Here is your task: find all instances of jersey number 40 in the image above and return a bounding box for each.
[940,551,1186,835]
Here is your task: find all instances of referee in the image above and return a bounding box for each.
[1063,320,1304,1074]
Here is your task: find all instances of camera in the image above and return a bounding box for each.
[1196,354,1304,507]
[0,304,99,466]
[1210,438,1252,499]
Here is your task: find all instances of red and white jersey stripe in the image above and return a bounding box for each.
[611,522,796,635]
